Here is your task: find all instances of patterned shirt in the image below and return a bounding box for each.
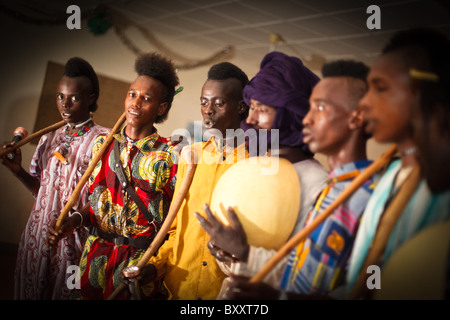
[281,160,378,295]
[78,127,178,299]
[88,127,178,239]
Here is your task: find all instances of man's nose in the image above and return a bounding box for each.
[358,92,371,112]
[302,110,313,126]
[132,96,143,108]
[203,103,213,115]
[62,97,72,109]
[246,110,258,125]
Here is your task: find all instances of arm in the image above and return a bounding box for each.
[197,205,293,288]
[147,154,187,281]
[46,201,92,248]
[1,144,40,196]
[221,276,333,300]
[195,204,249,263]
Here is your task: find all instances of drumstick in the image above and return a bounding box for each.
[55,112,127,229]
[0,120,66,157]
[249,144,398,283]
[107,147,198,300]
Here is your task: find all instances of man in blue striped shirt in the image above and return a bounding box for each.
[211,59,380,300]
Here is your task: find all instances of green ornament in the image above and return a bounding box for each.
[88,13,112,36]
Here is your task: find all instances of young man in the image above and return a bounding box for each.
[46,52,179,300]
[346,28,450,300]
[1,57,109,300]
[124,62,250,300]
[205,59,377,300]
[196,51,327,282]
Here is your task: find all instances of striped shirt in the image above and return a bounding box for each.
[346,159,450,297]
[281,160,378,295]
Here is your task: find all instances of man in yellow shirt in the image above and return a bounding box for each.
[125,62,249,299]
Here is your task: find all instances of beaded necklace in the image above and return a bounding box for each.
[54,118,94,165]
[122,132,138,168]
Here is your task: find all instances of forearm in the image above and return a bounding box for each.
[229,246,287,288]
[15,167,40,196]
[46,201,92,248]
[73,202,92,228]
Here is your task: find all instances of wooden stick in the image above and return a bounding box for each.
[348,164,421,300]
[55,112,126,229]
[107,147,198,300]
[249,144,398,283]
[0,120,66,157]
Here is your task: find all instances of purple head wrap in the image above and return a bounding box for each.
[241,51,319,155]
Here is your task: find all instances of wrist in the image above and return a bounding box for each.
[14,166,25,176]
[69,211,83,228]
[234,244,250,262]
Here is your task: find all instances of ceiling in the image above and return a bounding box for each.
[1,0,450,71]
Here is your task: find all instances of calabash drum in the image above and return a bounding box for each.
[209,156,301,250]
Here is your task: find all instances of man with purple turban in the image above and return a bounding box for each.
[241,51,320,157]
[196,51,328,294]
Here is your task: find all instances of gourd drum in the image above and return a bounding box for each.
[209,156,301,250]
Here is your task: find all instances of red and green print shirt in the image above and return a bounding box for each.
[88,127,178,240]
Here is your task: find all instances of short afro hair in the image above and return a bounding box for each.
[321,60,369,83]
[207,62,249,120]
[134,52,180,123]
[63,57,99,112]
[207,62,249,89]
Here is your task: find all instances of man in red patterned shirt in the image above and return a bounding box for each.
[47,52,179,300]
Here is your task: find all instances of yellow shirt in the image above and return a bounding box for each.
[150,137,248,300]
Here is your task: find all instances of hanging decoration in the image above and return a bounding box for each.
[103,6,234,69]
[268,32,325,72]
[87,11,112,36]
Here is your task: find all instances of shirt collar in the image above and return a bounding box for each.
[204,129,246,154]
[114,126,160,152]
[327,160,373,183]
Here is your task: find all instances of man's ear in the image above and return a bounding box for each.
[237,100,248,115]
[158,102,169,116]
[348,109,365,130]
[88,93,96,106]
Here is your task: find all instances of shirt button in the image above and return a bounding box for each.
[202,261,207,266]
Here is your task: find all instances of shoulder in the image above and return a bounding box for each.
[293,158,326,172]
[146,135,179,165]
[92,132,109,145]
[192,140,207,150]
[91,124,111,135]
[293,158,328,184]
[153,135,176,153]
[84,125,110,145]
[90,133,111,155]
[35,126,65,150]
